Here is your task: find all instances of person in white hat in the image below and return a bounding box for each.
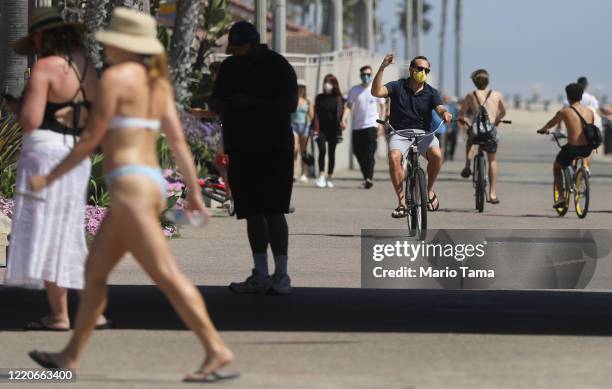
[28,8,237,383]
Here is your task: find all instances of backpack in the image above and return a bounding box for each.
[569,106,602,149]
[470,90,495,143]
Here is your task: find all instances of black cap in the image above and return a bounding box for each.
[228,21,260,47]
[577,76,588,87]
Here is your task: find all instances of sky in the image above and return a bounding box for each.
[375,0,612,101]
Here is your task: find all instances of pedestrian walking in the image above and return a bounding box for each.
[346,65,386,189]
[211,21,298,295]
[3,7,111,331]
[292,80,313,183]
[28,8,236,382]
[313,74,348,188]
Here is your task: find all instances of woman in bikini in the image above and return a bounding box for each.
[28,8,236,383]
[4,7,110,331]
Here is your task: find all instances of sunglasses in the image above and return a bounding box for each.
[361,72,372,76]
[413,66,431,74]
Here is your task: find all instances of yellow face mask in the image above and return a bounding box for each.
[412,69,428,83]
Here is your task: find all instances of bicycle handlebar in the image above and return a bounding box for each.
[377,119,444,139]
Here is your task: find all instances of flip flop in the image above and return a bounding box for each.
[427,193,440,212]
[460,167,471,178]
[28,350,62,369]
[183,370,240,383]
[391,206,408,218]
[487,197,500,204]
[24,318,69,332]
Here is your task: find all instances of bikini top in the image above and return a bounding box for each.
[41,57,91,136]
[108,116,161,131]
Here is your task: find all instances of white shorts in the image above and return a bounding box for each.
[387,132,439,157]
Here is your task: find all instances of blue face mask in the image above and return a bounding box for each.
[360,74,372,84]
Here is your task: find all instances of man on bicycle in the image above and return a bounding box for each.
[371,54,452,217]
[458,69,507,204]
[537,83,595,208]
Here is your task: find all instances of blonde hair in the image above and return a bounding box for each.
[145,52,170,81]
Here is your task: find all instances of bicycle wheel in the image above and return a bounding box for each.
[475,156,485,212]
[405,168,416,237]
[553,171,569,217]
[574,168,589,219]
[413,167,428,240]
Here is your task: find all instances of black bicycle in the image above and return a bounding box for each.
[465,120,511,212]
[379,119,444,239]
[548,131,590,218]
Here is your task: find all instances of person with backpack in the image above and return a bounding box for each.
[458,69,507,204]
[537,83,600,208]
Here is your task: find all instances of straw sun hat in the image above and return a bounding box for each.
[11,7,87,55]
[95,7,164,55]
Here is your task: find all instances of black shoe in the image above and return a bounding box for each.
[364,179,374,189]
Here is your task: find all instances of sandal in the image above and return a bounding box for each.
[487,197,500,204]
[427,193,440,212]
[391,206,408,218]
[460,167,471,178]
[29,351,63,369]
[183,370,240,383]
[24,317,69,332]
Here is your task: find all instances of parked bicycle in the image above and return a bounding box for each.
[549,131,589,218]
[378,119,444,239]
[199,176,235,216]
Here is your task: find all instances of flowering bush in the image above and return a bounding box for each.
[181,111,218,177]
[0,196,14,219]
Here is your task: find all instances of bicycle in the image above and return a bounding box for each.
[378,119,445,239]
[467,120,512,213]
[548,131,590,218]
[199,176,235,216]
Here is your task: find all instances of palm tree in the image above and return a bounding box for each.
[397,0,432,43]
[115,0,144,10]
[438,0,448,93]
[0,0,28,97]
[83,0,111,69]
[454,0,461,97]
[170,0,202,108]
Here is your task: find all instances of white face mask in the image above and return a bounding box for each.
[323,83,333,93]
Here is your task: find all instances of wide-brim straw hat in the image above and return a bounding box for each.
[95,7,164,55]
[11,7,87,55]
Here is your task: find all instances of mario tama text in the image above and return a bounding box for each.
[371,239,493,280]
[360,229,612,290]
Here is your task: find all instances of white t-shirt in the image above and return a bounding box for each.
[347,84,385,130]
[563,91,599,109]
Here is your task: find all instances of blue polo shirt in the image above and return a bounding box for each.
[385,79,443,131]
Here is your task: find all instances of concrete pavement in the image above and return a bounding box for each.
[1,119,612,388]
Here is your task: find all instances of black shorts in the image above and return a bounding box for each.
[468,126,498,154]
[555,145,593,168]
[227,150,293,219]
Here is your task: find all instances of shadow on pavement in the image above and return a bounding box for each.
[2,286,612,335]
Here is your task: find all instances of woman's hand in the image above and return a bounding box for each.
[30,175,49,192]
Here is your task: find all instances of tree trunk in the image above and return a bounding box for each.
[115,0,144,11]
[438,0,447,93]
[0,0,28,97]
[454,0,461,98]
[170,0,201,108]
[83,0,111,70]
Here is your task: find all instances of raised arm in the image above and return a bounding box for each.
[537,110,563,134]
[371,53,394,98]
[30,68,116,191]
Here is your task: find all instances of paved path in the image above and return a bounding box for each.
[1,124,612,388]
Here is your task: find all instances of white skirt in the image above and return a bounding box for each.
[4,130,91,290]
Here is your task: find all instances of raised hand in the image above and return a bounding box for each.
[381,53,394,68]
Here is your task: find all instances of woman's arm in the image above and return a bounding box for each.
[30,69,117,191]
[160,89,205,211]
[18,62,49,133]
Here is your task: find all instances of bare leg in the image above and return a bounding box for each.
[293,132,299,179]
[487,152,498,200]
[388,150,405,207]
[299,134,309,176]
[123,205,233,377]
[464,142,474,170]
[44,282,70,329]
[426,147,443,197]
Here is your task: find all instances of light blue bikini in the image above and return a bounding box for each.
[105,116,167,197]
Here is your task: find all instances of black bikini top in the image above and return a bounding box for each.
[41,57,91,136]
